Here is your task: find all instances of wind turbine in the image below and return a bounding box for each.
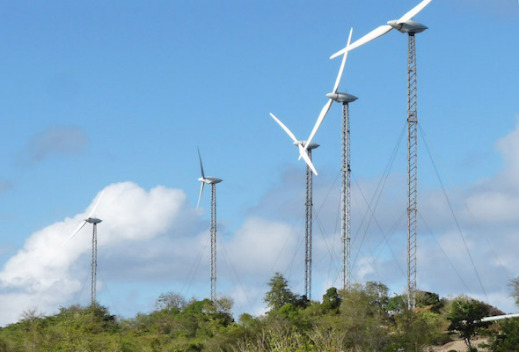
[65,192,104,306]
[330,0,432,308]
[197,148,222,302]
[269,113,319,300]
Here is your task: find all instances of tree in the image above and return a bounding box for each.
[321,287,342,311]
[387,294,406,315]
[447,296,491,350]
[489,319,519,352]
[416,291,444,313]
[155,291,187,312]
[264,273,295,311]
[365,281,389,310]
[394,308,448,351]
[337,283,390,351]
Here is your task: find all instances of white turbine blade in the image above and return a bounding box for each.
[197,147,205,179]
[87,190,105,218]
[298,145,318,176]
[330,25,392,59]
[304,99,333,150]
[332,27,354,93]
[269,113,298,143]
[398,0,433,23]
[196,182,204,210]
[63,220,87,245]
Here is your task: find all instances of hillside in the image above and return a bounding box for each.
[0,276,517,352]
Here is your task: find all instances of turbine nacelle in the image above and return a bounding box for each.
[85,217,102,225]
[326,92,358,104]
[269,112,319,175]
[293,140,319,151]
[387,20,428,34]
[198,177,223,185]
[329,0,432,58]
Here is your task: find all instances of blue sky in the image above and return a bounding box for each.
[0,0,517,325]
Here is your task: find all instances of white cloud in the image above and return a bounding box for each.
[0,182,192,325]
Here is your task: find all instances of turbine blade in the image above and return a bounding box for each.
[87,190,105,218]
[197,147,205,179]
[332,27,354,93]
[63,220,87,245]
[196,182,204,210]
[269,113,298,143]
[298,145,318,176]
[398,0,433,23]
[330,25,392,59]
[304,99,333,150]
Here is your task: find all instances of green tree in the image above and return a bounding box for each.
[387,294,406,315]
[393,308,448,351]
[489,318,519,352]
[155,291,187,312]
[337,282,390,351]
[447,296,490,350]
[264,272,295,311]
[416,290,444,313]
[321,287,342,311]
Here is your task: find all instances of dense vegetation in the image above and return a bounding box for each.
[0,274,518,352]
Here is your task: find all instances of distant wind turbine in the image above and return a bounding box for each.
[196,148,222,302]
[65,191,104,306]
[269,112,319,299]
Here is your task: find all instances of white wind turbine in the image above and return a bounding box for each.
[65,191,104,306]
[329,0,432,59]
[330,0,433,309]
[269,112,319,300]
[196,148,222,302]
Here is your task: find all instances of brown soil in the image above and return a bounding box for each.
[429,337,489,352]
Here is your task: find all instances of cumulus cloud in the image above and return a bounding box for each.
[17,127,88,166]
[0,182,194,325]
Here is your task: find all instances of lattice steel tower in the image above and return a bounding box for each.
[210,184,217,302]
[304,145,319,300]
[328,92,357,289]
[405,25,426,309]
